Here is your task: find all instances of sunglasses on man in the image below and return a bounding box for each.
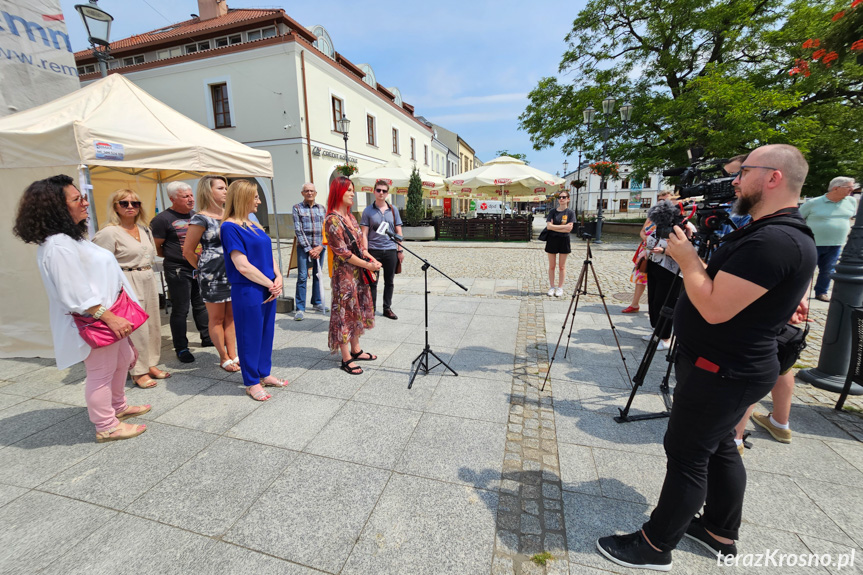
[374,188,388,193]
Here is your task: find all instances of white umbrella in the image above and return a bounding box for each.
[351,161,448,197]
[445,156,565,213]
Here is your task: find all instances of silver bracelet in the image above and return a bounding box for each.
[93,305,108,320]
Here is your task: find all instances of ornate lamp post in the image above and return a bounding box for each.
[75,0,113,78]
[583,97,634,243]
[336,114,350,166]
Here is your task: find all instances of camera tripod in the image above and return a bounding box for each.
[541,238,632,391]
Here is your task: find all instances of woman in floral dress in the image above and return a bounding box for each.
[325,176,382,374]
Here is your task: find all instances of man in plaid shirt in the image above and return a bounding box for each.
[291,182,328,320]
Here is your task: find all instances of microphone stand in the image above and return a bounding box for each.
[386,231,468,388]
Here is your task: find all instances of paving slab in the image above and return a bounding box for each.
[0,483,28,509]
[128,436,297,536]
[425,375,512,424]
[342,473,498,575]
[224,453,390,573]
[154,380,263,434]
[0,399,82,448]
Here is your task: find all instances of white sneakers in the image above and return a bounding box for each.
[548,287,565,297]
[548,287,556,297]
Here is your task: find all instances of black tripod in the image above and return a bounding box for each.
[542,238,632,391]
[391,238,468,389]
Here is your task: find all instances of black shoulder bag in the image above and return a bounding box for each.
[721,209,813,373]
[338,215,377,285]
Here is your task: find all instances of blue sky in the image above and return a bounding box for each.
[59,0,588,176]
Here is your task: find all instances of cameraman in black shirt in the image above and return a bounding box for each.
[597,144,816,571]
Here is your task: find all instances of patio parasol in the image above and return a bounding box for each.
[444,156,565,213]
[351,161,448,197]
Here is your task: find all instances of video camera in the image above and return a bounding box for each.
[662,149,738,239]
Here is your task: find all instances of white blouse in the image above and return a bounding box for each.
[37,234,137,369]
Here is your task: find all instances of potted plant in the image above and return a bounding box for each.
[402,166,435,240]
[335,164,358,177]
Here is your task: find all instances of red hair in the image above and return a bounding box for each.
[327,176,353,213]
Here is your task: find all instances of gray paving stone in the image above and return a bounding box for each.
[742,436,863,488]
[0,411,106,488]
[0,357,55,381]
[826,439,863,474]
[41,422,215,509]
[154,381,262,433]
[476,300,522,317]
[446,349,517,382]
[118,373,219,420]
[39,513,210,575]
[342,473,498,575]
[353,369,440,411]
[797,534,861,575]
[0,392,26,412]
[558,443,601,496]
[744,471,855,546]
[426,376,512,424]
[305,400,421,469]
[397,413,506,490]
[794,478,863,548]
[0,399,82,448]
[0,491,116,574]
[553,406,667,457]
[0,483,27,509]
[128,436,297,536]
[381,342,456,372]
[192,540,321,575]
[287,359,374,399]
[226,390,344,451]
[592,448,664,506]
[224,453,390,573]
[1,363,87,395]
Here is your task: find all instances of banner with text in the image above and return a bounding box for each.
[0,0,79,118]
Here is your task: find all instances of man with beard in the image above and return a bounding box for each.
[596,144,816,571]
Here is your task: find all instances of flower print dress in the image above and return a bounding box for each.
[325,212,374,351]
[189,213,231,303]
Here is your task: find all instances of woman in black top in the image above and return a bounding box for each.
[545,192,575,297]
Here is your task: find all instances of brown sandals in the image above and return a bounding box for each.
[96,421,147,443]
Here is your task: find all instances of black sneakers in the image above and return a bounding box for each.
[685,516,738,557]
[176,348,195,363]
[596,531,672,571]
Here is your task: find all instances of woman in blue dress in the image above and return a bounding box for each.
[220,180,287,401]
[183,175,239,372]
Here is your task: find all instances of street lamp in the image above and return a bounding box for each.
[75,0,113,78]
[336,114,350,166]
[583,96,634,243]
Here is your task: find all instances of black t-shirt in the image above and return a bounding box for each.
[546,208,575,238]
[673,209,816,382]
[150,208,195,268]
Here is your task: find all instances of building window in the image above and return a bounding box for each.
[122,55,145,66]
[332,97,343,131]
[424,145,429,165]
[156,47,182,60]
[621,179,630,190]
[367,115,376,146]
[76,64,96,75]
[392,128,399,154]
[248,26,277,42]
[410,137,416,160]
[211,83,231,128]
[600,181,608,190]
[642,198,652,209]
[596,199,608,209]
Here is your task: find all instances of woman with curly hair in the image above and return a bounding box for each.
[325,176,381,375]
[93,189,166,388]
[220,180,287,401]
[13,175,150,443]
[183,175,238,373]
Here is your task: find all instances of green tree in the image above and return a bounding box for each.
[405,166,424,226]
[519,0,862,195]
[494,150,530,164]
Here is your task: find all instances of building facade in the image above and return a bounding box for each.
[563,162,674,220]
[74,1,435,229]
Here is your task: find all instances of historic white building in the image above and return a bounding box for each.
[75,1,436,228]
[563,162,674,219]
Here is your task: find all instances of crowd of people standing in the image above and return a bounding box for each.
[12,173,398,443]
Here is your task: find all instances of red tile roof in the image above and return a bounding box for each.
[73,9,314,57]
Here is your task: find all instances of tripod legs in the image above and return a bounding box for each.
[409,346,458,389]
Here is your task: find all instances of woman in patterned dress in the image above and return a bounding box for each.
[93,189,167,388]
[325,177,382,375]
[183,175,239,372]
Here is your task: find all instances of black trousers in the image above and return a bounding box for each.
[163,264,209,351]
[646,260,679,340]
[642,355,775,551]
[369,248,398,311]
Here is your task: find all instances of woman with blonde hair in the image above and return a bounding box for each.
[183,175,238,372]
[220,180,287,401]
[93,188,166,388]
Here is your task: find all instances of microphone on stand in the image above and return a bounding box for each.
[377,221,403,243]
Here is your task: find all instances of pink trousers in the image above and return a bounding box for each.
[83,339,135,432]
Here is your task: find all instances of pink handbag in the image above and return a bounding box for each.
[71,288,149,348]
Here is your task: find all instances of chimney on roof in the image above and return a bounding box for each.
[197,0,228,20]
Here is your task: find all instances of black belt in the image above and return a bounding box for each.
[122,265,152,271]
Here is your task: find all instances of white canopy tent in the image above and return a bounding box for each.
[0,74,274,359]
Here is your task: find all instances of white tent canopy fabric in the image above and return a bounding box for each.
[350,161,448,199]
[445,155,565,200]
[0,74,274,359]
